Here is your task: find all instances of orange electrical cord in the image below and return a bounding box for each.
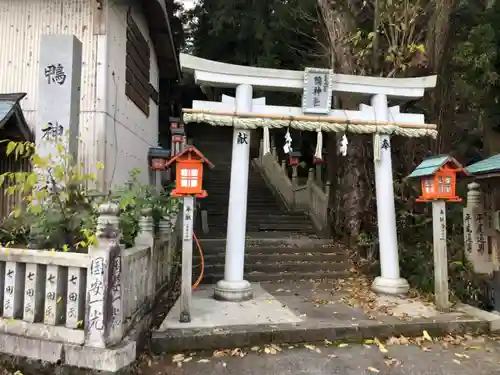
[192,232,204,290]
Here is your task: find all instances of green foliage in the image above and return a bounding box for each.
[356,180,489,309]
[0,140,178,251]
[110,169,180,248]
[0,139,101,251]
[187,0,319,69]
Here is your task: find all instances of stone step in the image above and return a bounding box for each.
[206,176,264,181]
[193,262,349,276]
[203,186,273,192]
[202,208,286,214]
[198,227,316,235]
[201,219,310,226]
[201,208,290,212]
[202,201,283,206]
[197,243,340,255]
[200,214,309,221]
[197,270,350,283]
[258,223,314,231]
[194,252,348,263]
[202,197,278,202]
[202,223,314,229]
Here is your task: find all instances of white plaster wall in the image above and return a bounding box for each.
[104,1,160,188]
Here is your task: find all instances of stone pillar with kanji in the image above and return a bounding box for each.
[463,182,493,274]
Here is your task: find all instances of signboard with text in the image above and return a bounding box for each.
[37,34,82,163]
[302,67,333,115]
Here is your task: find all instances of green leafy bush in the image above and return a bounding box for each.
[110,168,180,248]
[0,140,178,251]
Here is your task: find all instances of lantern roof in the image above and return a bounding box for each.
[465,154,500,176]
[407,155,467,179]
[165,145,215,169]
[148,147,170,158]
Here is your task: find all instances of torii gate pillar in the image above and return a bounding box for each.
[371,94,409,295]
[214,84,253,301]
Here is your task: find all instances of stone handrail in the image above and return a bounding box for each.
[256,151,295,209]
[255,140,330,234]
[309,177,330,234]
[0,202,181,371]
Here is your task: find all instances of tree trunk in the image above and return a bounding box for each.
[425,0,458,154]
[318,0,372,240]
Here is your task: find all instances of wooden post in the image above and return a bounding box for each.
[432,200,450,312]
[180,196,194,323]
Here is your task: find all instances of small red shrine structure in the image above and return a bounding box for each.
[165,145,214,198]
[408,155,468,202]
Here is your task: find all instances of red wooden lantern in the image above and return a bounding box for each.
[165,145,214,198]
[408,155,468,202]
[151,158,166,170]
[171,125,185,145]
[148,147,170,170]
[288,151,301,166]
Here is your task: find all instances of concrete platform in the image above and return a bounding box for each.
[152,280,490,354]
[158,283,301,330]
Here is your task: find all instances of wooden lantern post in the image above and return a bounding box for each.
[170,119,186,156]
[148,147,170,189]
[165,145,214,323]
[408,155,468,311]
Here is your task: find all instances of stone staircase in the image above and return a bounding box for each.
[193,238,351,283]
[188,124,350,282]
[191,126,315,237]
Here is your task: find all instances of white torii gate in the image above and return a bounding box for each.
[180,53,437,301]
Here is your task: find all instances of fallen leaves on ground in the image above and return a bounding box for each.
[384,358,402,368]
[264,344,283,354]
[374,338,388,354]
[311,297,330,305]
[333,275,433,320]
[213,348,247,358]
[367,366,380,373]
[304,344,321,353]
[422,330,433,342]
[172,354,185,363]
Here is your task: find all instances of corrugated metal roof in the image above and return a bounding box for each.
[0,93,22,127]
[0,92,33,141]
[408,155,450,178]
[466,154,500,175]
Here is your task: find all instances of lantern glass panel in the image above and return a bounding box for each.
[444,176,452,193]
[424,178,434,193]
[180,168,199,188]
